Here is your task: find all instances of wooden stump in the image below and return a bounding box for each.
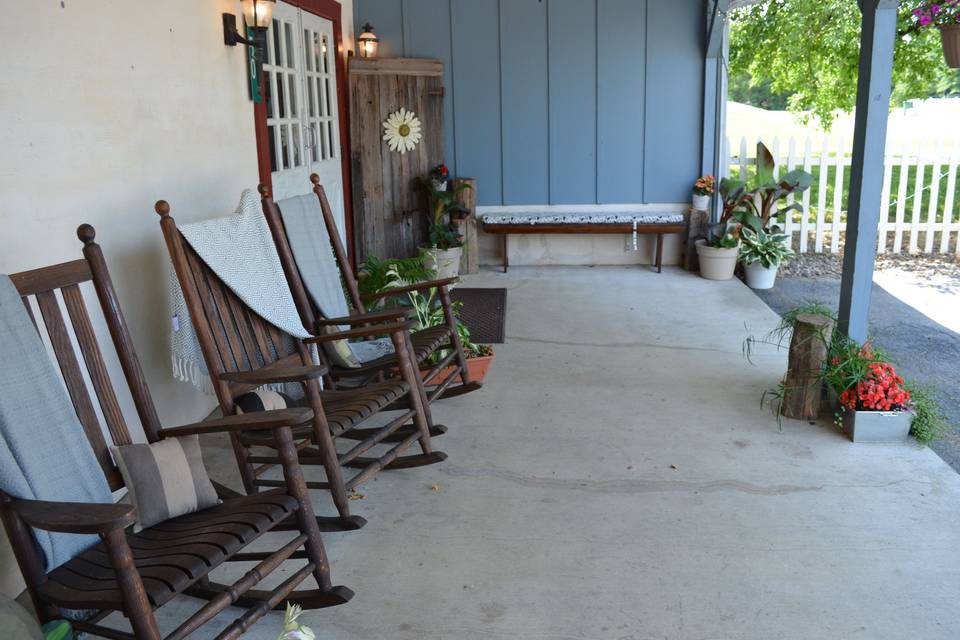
[453,178,479,274]
[683,208,710,271]
[781,314,835,420]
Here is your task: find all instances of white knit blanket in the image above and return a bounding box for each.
[170,190,314,395]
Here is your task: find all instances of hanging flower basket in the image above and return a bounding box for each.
[941,24,960,68]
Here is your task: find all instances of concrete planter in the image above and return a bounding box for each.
[842,409,913,443]
[692,193,711,211]
[695,239,739,280]
[424,247,462,279]
[941,25,960,68]
[744,262,779,289]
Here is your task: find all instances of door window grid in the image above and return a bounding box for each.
[264,18,304,172]
[303,30,337,162]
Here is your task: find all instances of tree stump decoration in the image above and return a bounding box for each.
[453,178,478,274]
[781,313,835,420]
[683,208,710,271]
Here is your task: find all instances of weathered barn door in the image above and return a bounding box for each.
[349,58,444,262]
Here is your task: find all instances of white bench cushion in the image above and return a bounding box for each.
[481,212,685,225]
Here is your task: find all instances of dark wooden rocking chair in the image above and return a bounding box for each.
[1,225,351,640]
[262,175,482,410]
[156,201,446,534]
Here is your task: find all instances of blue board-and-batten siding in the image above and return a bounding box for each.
[355,0,705,207]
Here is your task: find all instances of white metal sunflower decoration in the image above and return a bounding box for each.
[382,108,422,154]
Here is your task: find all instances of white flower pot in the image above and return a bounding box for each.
[424,247,462,279]
[695,239,738,281]
[431,179,448,192]
[692,193,711,211]
[744,262,779,289]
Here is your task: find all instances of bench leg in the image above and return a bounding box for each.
[503,235,509,273]
[656,233,664,273]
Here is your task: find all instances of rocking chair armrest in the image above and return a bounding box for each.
[10,498,136,534]
[304,320,415,344]
[159,408,315,438]
[217,365,328,385]
[314,308,414,327]
[360,277,459,301]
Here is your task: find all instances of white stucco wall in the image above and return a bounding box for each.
[0,0,352,599]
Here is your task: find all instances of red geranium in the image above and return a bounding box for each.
[839,362,910,411]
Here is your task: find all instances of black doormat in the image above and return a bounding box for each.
[449,288,507,344]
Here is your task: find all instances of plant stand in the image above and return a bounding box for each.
[453,177,478,274]
[782,313,834,420]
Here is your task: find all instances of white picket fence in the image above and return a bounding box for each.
[724,136,960,256]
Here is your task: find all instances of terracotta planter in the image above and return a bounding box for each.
[423,350,495,385]
[941,25,960,68]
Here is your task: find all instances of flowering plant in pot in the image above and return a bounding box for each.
[692,174,715,211]
[906,1,960,67]
[823,340,914,443]
[420,176,471,279]
[738,227,795,289]
[429,163,450,191]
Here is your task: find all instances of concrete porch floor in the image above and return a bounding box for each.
[156,266,960,639]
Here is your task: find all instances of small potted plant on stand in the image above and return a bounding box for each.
[429,163,450,191]
[825,340,914,443]
[739,227,795,289]
[692,174,715,211]
[421,176,471,279]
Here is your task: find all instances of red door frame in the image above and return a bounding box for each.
[253,0,355,262]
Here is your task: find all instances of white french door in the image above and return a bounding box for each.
[263,3,346,241]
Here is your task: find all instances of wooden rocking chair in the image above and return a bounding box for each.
[156,201,446,534]
[261,175,482,408]
[1,225,351,640]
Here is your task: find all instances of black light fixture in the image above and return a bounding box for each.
[223,0,276,102]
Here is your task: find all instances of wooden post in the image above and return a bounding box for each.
[683,208,710,271]
[781,314,835,420]
[453,178,478,274]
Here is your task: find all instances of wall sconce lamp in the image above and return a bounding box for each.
[223,0,276,102]
[358,23,379,59]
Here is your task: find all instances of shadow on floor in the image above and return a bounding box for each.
[753,277,960,473]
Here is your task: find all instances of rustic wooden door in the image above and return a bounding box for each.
[348,58,444,263]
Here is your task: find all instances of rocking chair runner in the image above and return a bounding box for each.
[156,201,446,533]
[2,225,351,640]
[261,175,482,407]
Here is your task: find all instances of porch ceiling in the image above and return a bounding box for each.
[148,266,960,639]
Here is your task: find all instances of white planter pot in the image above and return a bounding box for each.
[424,247,462,279]
[744,262,778,289]
[692,193,711,211]
[695,239,738,281]
[431,179,448,192]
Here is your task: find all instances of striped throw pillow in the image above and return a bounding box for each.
[111,436,219,532]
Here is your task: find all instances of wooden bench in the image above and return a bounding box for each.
[481,212,687,273]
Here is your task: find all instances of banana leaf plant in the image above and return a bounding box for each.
[706,143,813,248]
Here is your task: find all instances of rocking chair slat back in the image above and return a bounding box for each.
[156,201,303,413]
[9,227,163,492]
[260,179,365,332]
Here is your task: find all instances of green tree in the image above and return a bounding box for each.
[730,0,960,128]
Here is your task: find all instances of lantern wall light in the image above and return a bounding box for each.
[223,0,276,102]
[358,23,379,58]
